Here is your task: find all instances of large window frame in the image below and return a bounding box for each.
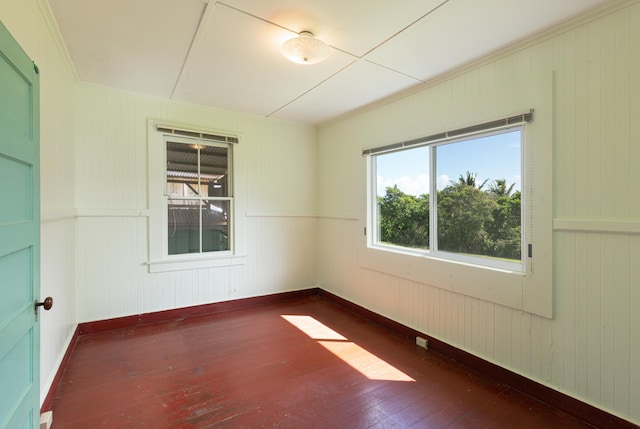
[369,125,525,272]
[361,94,552,319]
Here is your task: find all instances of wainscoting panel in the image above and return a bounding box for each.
[73,83,319,323]
[75,214,318,323]
[317,2,640,424]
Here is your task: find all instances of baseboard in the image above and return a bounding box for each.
[317,289,638,429]
[78,288,319,334]
[40,324,79,413]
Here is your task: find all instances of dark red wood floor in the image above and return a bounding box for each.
[50,296,594,428]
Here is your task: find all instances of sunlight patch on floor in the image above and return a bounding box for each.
[281,315,415,382]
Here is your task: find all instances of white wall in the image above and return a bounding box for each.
[317,1,640,424]
[73,85,319,322]
[0,0,78,405]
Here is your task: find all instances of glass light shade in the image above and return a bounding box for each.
[281,31,330,65]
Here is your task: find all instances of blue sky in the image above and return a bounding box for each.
[376,129,521,197]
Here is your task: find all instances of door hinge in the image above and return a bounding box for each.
[528,244,533,258]
[364,226,367,236]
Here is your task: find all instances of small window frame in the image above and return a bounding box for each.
[164,135,234,257]
[147,120,246,273]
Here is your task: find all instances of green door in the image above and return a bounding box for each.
[0,21,41,429]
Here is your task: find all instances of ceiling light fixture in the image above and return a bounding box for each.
[281,31,330,65]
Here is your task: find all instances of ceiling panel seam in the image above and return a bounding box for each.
[170,1,214,100]
[266,61,358,119]
[363,59,424,83]
[359,0,451,58]
[217,1,295,34]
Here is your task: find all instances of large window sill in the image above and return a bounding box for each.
[360,245,528,313]
[370,243,524,273]
[147,254,247,273]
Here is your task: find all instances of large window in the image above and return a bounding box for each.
[368,115,530,272]
[362,83,552,318]
[166,138,232,255]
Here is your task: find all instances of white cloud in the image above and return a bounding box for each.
[377,174,429,196]
[509,175,522,191]
[437,174,451,190]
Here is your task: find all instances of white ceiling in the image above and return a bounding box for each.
[49,0,613,124]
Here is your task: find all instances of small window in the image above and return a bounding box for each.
[165,138,232,255]
[371,127,523,271]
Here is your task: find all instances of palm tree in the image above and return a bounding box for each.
[455,171,489,190]
[488,179,515,198]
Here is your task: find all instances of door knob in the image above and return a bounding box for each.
[35,297,53,320]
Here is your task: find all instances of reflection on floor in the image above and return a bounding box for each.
[281,314,415,382]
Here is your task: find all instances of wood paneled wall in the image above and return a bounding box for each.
[317,2,640,424]
[73,85,319,322]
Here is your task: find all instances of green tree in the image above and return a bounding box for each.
[457,171,490,191]
[377,176,521,262]
[486,185,521,259]
[488,179,515,198]
[437,180,495,255]
[378,185,429,248]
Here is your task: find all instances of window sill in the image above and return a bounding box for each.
[360,245,526,313]
[370,243,524,273]
[147,254,247,273]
